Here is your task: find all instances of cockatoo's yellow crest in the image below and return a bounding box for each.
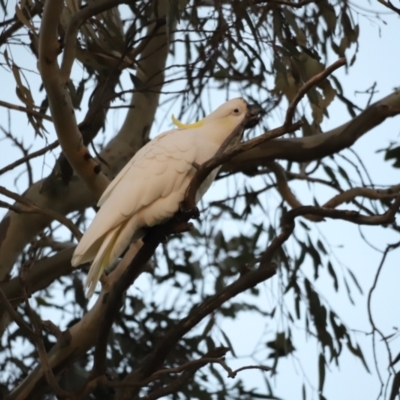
[171,114,204,129]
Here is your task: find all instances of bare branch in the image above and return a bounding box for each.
[323,186,400,209]
[0,100,52,121]
[261,195,400,265]
[0,140,59,176]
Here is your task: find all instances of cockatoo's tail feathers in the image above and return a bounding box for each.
[171,114,204,129]
[84,224,121,298]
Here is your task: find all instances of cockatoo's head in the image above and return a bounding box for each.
[204,98,262,129]
[172,98,262,133]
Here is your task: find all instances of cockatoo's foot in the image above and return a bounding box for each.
[99,272,108,284]
[178,202,200,220]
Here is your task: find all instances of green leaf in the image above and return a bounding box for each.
[220,329,237,357]
[327,261,339,291]
[385,145,400,168]
[318,353,326,393]
[323,165,338,186]
[347,340,370,372]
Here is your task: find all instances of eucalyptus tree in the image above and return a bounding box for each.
[0,1,399,399]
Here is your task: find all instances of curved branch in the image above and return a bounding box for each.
[284,58,346,127]
[39,0,110,199]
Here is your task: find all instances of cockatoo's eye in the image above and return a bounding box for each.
[233,108,240,114]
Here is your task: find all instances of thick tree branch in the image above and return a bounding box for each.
[224,89,400,173]
[39,0,110,199]
[0,248,75,305]
[0,186,82,239]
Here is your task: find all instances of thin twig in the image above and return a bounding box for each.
[0,287,34,339]
[367,240,400,388]
[377,0,400,15]
[0,140,59,176]
[21,280,71,398]
[0,99,52,121]
[284,58,346,126]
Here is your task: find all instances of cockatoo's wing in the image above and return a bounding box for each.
[71,129,215,297]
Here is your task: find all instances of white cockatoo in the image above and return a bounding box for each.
[72,98,261,297]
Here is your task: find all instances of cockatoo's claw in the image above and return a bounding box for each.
[99,272,108,284]
[179,202,200,220]
[142,228,159,243]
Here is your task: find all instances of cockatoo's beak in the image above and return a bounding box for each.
[172,114,204,129]
[245,104,263,128]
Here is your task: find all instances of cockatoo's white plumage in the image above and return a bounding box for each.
[72,98,261,297]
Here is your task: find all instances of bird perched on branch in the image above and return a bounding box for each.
[72,98,262,298]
